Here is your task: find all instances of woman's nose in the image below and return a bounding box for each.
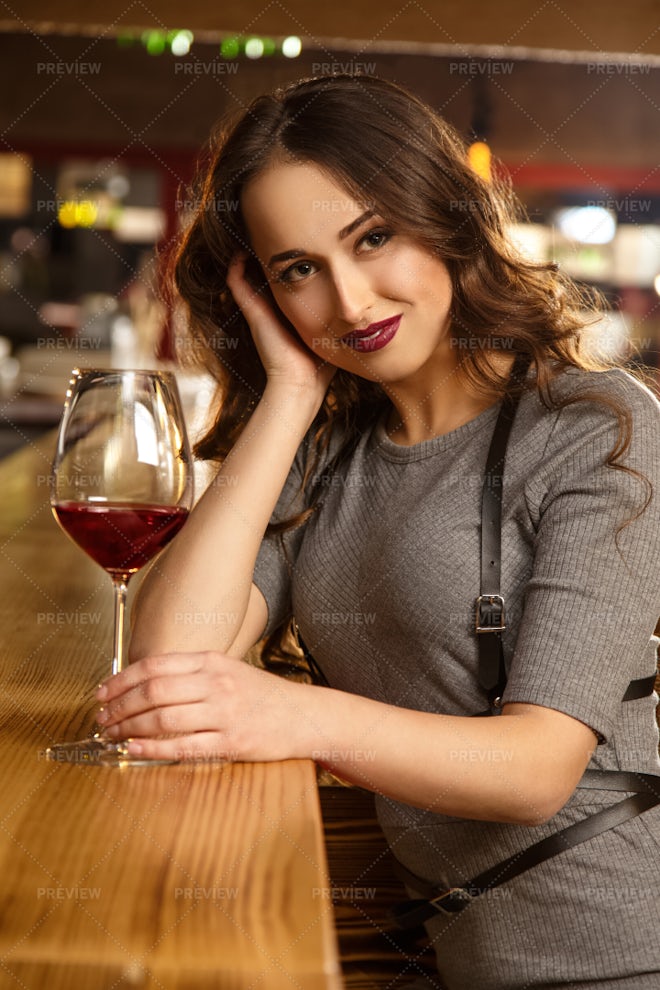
[331,264,373,325]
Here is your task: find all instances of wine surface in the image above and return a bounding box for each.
[52,501,189,577]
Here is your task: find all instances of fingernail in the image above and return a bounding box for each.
[96,684,108,700]
[96,707,108,724]
[127,740,143,755]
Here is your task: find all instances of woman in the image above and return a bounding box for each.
[95,76,660,988]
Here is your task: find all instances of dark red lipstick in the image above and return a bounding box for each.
[341,315,402,353]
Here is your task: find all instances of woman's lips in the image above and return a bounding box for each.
[341,315,402,353]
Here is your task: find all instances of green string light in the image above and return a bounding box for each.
[118,30,301,58]
[220,37,241,59]
[142,30,167,55]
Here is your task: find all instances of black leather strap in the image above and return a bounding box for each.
[392,771,660,929]
[295,624,330,687]
[578,768,660,793]
[476,353,531,708]
[622,674,657,701]
[475,354,657,714]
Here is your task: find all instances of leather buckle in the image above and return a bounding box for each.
[475,594,506,633]
[430,886,473,915]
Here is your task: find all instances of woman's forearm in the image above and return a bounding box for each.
[129,382,322,659]
[97,646,596,822]
[292,683,597,826]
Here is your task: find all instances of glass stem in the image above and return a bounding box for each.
[111,578,129,676]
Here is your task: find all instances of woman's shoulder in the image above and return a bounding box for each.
[515,365,660,452]
[515,364,660,498]
[509,363,660,486]
[544,364,660,419]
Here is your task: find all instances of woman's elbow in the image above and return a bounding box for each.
[498,704,596,826]
[506,779,577,827]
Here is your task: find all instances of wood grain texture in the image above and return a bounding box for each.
[320,787,441,990]
[0,438,341,989]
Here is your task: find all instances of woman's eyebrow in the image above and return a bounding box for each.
[267,248,305,267]
[267,211,375,268]
[338,210,374,239]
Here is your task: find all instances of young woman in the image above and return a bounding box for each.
[95,76,660,988]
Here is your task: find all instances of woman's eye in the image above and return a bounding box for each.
[277,261,316,284]
[360,229,391,251]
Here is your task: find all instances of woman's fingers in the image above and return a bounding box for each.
[96,653,227,741]
[226,253,277,326]
[94,649,310,764]
[97,673,211,729]
[103,702,214,741]
[97,652,207,703]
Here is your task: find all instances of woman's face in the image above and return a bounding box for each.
[241,160,459,388]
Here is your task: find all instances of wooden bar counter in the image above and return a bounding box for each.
[0,437,342,989]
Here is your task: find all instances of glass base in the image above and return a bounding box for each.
[44,735,178,767]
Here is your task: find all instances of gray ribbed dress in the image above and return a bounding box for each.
[253,366,660,989]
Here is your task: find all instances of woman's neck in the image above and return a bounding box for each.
[384,351,515,446]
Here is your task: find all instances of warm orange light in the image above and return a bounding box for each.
[468,141,492,182]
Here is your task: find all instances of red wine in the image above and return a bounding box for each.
[52,501,189,577]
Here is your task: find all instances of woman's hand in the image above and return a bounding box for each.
[95,652,312,763]
[226,253,335,397]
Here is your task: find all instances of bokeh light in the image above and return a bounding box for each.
[220,37,240,58]
[468,141,492,182]
[244,38,264,59]
[170,30,193,56]
[557,206,617,244]
[281,36,302,58]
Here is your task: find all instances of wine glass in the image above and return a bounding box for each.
[46,369,193,765]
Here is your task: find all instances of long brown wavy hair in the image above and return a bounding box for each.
[168,73,649,672]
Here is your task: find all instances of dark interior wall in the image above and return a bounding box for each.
[5,0,660,56]
[0,31,658,175]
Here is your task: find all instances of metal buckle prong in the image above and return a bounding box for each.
[475,594,506,633]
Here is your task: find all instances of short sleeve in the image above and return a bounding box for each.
[503,371,660,741]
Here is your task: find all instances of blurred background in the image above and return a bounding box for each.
[0,0,658,456]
